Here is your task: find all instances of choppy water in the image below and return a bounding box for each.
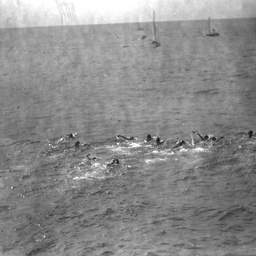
[0,18,256,256]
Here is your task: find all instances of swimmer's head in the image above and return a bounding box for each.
[146,134,152,142]
[75,141,80,147]
[204,135,209,140]
[114,158,120,164]
[69,133,77,139]
[248,130,253,138]
[208,134,216,141]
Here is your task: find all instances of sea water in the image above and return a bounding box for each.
[0,18,256,256]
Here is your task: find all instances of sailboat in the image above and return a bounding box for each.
[206,17,219,36]
[151,11,160,47]
[137,22,144,31]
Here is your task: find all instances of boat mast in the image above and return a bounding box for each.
[152,11,157,41]
[208,17,211,34]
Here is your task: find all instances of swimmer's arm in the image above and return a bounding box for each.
[190,134,195,146]
[173,141,181,148]
[196,132,204,140]
[116,135,129,140]
[192,131,204,140]
[190,134,195,147]
[117,135,135,140]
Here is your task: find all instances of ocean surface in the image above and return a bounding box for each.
[0,18,256,256]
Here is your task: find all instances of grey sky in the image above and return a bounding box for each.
[0,0,256,28]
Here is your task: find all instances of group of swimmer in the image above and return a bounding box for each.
[51,133,121,167]
[51,130,254,168]
[120,130,254,146]
[57,130,254,149]
[116,131,225,148]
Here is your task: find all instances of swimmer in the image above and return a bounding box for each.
[107,157,120,167]
[70,140,89,149]
[146,134,152,142]
[86,154,97,161]
[145,134,158,143]
[156,137,165,146]
[173,139,186,149]
[192,131,217,142]
[192,131,209,141]
[74,141,80,148]
[57,132,77,143]
[116,135,135,141]
[248,130,253,138]
[112,157,120,165]
[68,133,77,139]
[192,131,223,144]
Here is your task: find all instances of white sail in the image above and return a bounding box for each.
[206,17,219,36]
[151,11,160,47]
[152,11,157,41]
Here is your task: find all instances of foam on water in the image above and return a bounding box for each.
[145,158,167,164]
[2,131,256,256]
[107,145,132,154]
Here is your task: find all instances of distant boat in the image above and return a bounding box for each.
[137,23,144,31]
[140,34,147,40]
[206,17,219,36]
[151,11,160,47]
[137,21,147,40]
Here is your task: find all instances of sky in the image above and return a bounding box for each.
[0,0,256,28]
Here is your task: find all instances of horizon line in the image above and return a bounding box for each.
[0,16,255,30]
